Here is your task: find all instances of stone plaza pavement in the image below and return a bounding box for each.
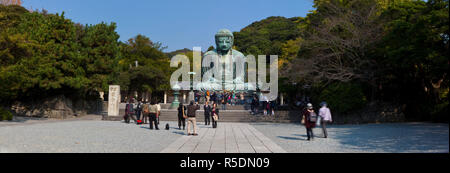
[0,117,448,153]
[161,123,286,153]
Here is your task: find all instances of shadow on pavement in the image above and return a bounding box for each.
[172,131,186,135]
[277,136,306,141]
[331,123,449,152]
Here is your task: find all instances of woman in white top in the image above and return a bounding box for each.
[318,102,332,138]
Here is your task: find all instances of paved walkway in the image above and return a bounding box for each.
[161,123,286,153]
[1,118,446,153]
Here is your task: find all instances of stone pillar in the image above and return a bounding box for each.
[108,85,120,116]
[164,91,167,104]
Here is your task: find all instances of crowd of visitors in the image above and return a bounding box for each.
[194,91,247,108]
[123,98,160,130]
[122,92,332,141]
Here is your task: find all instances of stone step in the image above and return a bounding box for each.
[161,104,250,110]
[105,109,302,123]
[158,110,298,122]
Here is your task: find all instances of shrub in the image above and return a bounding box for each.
[0,107,13,121]
[318,82,367,114]
[431,101,449,123]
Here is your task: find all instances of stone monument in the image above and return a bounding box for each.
[107,85,120,116]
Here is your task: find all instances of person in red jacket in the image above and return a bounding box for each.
[302,103,316,141]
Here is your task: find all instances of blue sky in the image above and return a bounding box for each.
[22,0,315,52]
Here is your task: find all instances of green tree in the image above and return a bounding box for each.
[0,9,121,102]
[0,4,27,30]
[376,0,449,120]
[234,16,304,56]
[81,22,121,93]
[118,35,171,101]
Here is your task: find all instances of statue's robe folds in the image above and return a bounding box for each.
[197,49,255,91]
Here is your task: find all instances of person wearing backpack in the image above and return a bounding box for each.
[302,103,317,141]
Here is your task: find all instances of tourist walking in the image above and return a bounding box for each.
[186,101,200,136]
[206,90,210,103]
[263,99,269,115]
[135,101,142,121]
[231,92,236,105]
[177,103,186,130]
[204,101,212,125]
[240,92,245,105]
[148,100,159,130]
[251,95,258,114]
[124,100,137,124]
[270,100,276,116]
[156,101,161,125]
[221,97,227,110]
[211,103,219,128]
[211,92,217,103]
[319,102,332,138]
[302,103,317,141]
[262,95,269,115]
[142,101,149,124]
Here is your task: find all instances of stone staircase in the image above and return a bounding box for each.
[159,110,253,122]
[103,103,302,123]
[159,104,302,123]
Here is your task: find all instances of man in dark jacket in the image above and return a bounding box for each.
[186,101,200,136]
[177,104,186,130]
[124,100,137,124]
[251,96,258,114]
[135,101,142,121]
[211,92,217,103]
[204,101,212,125]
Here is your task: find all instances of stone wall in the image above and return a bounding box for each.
[10,95,102,119]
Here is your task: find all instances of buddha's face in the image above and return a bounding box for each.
[216,36,233,52]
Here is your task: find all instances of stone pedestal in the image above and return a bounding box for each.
[107,85,120,116]
[170,90,180,109]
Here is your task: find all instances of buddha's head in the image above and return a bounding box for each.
[215,29,234,54]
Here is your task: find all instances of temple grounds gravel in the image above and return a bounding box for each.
[251,122,449,153]
[0,120,183,153]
